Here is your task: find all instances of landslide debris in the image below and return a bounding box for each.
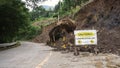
[32,23,56,43]
[33,0,120,55]
[74,0,120,55]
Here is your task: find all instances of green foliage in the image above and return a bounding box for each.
[15,25,42,40]
[54,0,89,17]
[30,6,44,21]
[30,6,54,21]
[0,0,30,43]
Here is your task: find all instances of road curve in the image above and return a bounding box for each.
[0,41,52,68]
[1,41,120,68]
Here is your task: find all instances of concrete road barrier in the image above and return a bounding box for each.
[0,42,17,47]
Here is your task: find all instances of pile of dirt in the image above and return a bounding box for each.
[32,23,56,43]
[32,17,76,43]
[33,0,120,55]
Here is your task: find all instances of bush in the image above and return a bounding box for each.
[14,25,42,41]
[0,0,30,43]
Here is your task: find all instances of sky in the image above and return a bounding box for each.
[22,0,62,11]
[40,0,62,7]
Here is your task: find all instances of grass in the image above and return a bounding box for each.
[32,17,57,27]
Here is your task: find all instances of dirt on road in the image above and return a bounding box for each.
[0,42,120,68]
[42,51,120,68]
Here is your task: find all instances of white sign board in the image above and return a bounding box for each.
[74,30,97,45]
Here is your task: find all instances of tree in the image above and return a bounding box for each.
[0,0,30,43]
[53,0,89,17]
[25,0,47,9]
[30,6,46,20]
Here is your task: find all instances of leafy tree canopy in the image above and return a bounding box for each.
[0,0,30,43]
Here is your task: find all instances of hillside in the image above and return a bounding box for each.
[33,0,120,55]
[75,0,120,55]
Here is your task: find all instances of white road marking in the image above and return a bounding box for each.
[35,51,52,68]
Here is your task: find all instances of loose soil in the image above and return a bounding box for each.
[33,0,120,55]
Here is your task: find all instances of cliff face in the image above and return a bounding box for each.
[75,0,120,54]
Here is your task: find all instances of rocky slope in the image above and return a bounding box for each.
[75,0,120,55]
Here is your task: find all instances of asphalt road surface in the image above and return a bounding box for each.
[0,41,120,68]
[0,42,53,68]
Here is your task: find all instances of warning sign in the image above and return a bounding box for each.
[74,30,97,45]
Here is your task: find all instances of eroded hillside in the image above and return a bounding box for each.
[75,0,120,54]
[33,0,120,55]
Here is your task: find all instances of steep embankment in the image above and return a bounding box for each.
[75,0,120,54]
[33,0,120,55]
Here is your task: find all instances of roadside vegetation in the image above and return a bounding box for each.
[0,0,89,43]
